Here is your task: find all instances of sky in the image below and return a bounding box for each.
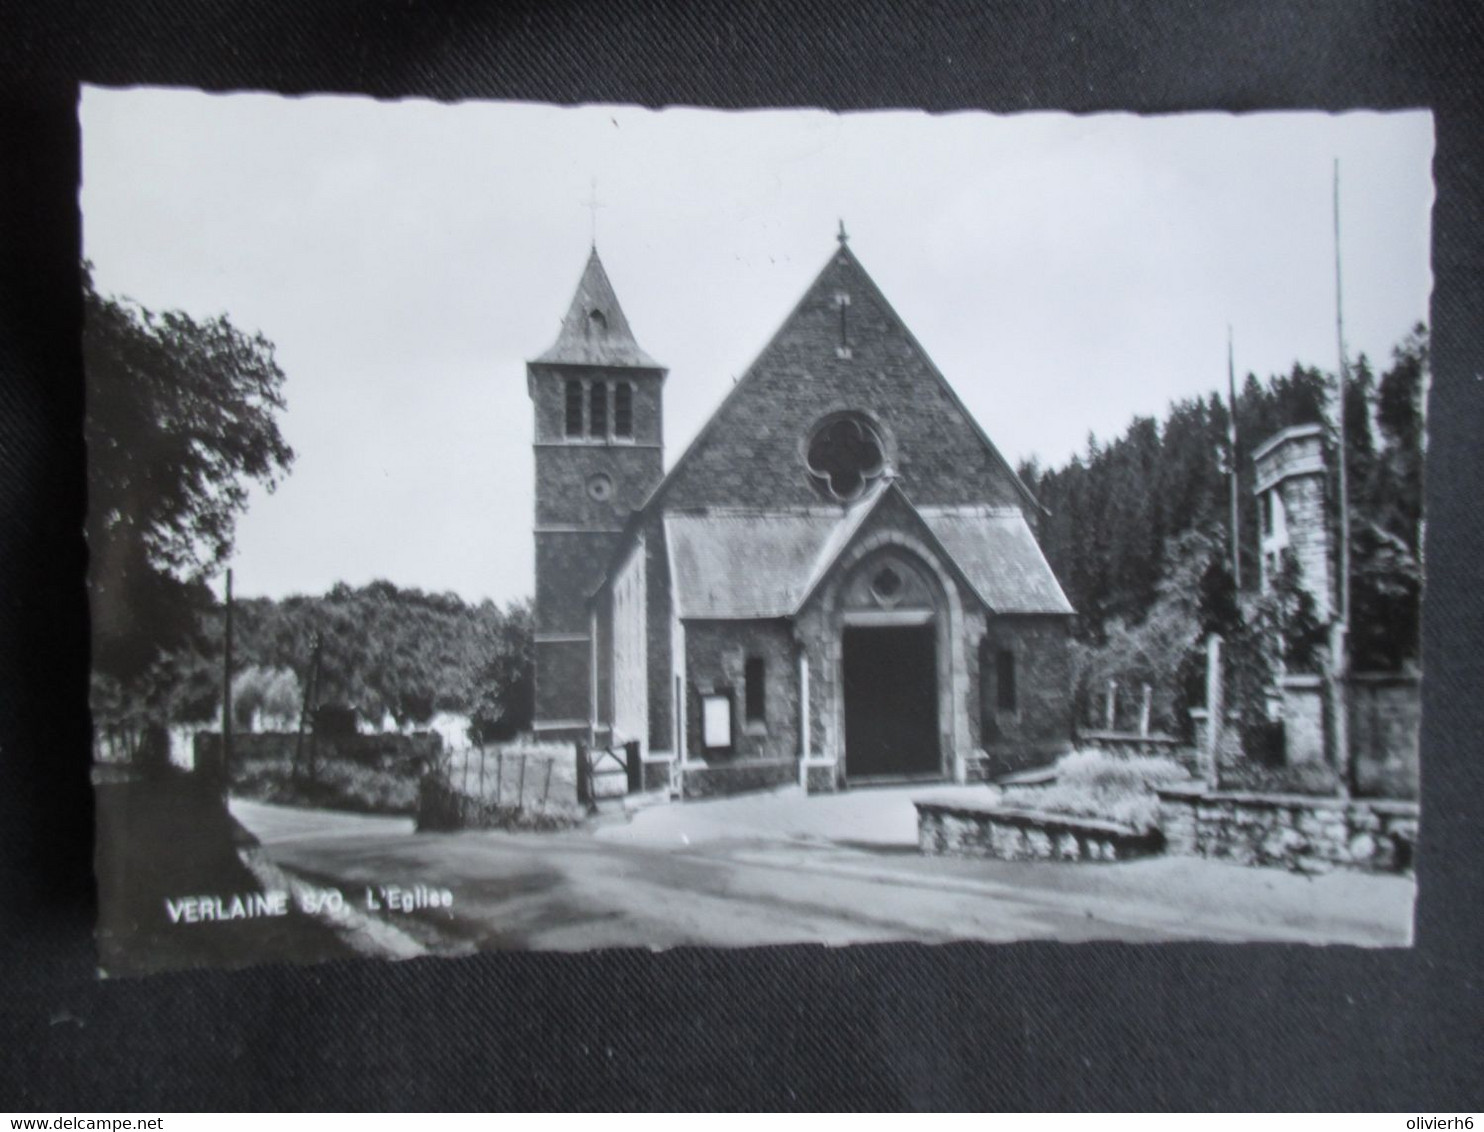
[79,89,1433,605]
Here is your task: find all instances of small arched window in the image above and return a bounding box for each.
[588,309,608,337]
[613,382,634,438]
[564,379,584,437]
[589,381,608,437]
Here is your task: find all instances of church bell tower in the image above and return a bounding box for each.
[527,247,666,738]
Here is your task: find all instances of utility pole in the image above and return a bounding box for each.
[1333,159,1352,631]
[1228,326,1241,590]
[1331,158,1352,796]
[293,633,322,782]
[222,568,234,785]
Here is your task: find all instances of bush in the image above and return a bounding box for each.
[231,752,419,815]
[1004,750,1191,834]
[231,665,302,731]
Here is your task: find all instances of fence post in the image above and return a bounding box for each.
[517,752,527,811]
[1203,635,1223,790]
[462,746,471,794]
[495,750,504,806]
[541,757,553,810]
[1105,680,1117,731]
[625,740,641,793]
[1139,683,1152,738]
[1327,622,1353,799]
[576,741,589,807]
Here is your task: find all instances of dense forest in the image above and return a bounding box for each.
[1018,324,1426,734]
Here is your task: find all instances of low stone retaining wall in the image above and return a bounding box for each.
[641,756,674,794]
[1157,784,1417,873]
[804,759,838,794]
[915,800,1163,862]
[680,757,799,799]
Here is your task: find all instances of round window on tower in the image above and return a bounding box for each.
[805,412,888,502]
[586,473,614,502]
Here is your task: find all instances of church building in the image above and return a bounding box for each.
[527,230,1075,797]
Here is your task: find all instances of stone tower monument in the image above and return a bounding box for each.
[1252,422,1335,623]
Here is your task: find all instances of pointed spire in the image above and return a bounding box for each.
[534,246,662,368]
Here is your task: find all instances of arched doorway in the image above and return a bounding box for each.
[837,551,946,781]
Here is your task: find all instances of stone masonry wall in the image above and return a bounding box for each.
[534,636,590,724]
[645,518,675,752]
[916,802,1163,862]
[1280,675,1327,765]
[1158,785,1417,873]
[530,366,664,449]
[530,360,664,737]
[1349,674,1420,800]
[1277,472,1334,624]
[657,247,1028,513]
[683,618,800,763]
[681,757,798,799]
[534,444,666,529]
[534,530,621,634]
[979,614,1074,778]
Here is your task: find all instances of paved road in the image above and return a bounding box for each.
[229,798,1415,956]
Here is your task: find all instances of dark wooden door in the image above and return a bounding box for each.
[842,624,941,779]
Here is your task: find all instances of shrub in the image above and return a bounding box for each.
[230,752,419,815]
[1004,750,1191,834]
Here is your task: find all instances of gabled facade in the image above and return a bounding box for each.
[529,233,1075,795]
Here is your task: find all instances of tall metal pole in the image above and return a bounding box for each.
[1333,159,1352,632]
[1228,325,1241,590]
[1331,158,1353,796]
[222,567,234,783]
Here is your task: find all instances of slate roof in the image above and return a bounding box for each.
[664,490,1073,620]
[534,247,663,368]
[666,510,839,619]
[919,506,1076,615]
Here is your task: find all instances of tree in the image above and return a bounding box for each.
[1373,324,1427,557]
[1345,326,1427,670]
[84,267,294,711]
[231,665,303,731]
[468,600,535,744]
[1251,549,1326,675]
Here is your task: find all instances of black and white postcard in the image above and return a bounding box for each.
[82,89,1432,975]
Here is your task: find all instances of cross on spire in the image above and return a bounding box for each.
[837,218,849,245]
[582,178,606,248]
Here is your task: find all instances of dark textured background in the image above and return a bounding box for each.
[1,0,1481,1111]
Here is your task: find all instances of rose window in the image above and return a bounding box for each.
[806,414,886,501]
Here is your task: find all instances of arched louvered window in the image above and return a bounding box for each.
[613,382,634,438]
[589,382,608,437]
[564,379,584,437]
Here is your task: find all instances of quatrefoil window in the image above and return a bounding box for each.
[871,566,904,605]
[806,414,886,501]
